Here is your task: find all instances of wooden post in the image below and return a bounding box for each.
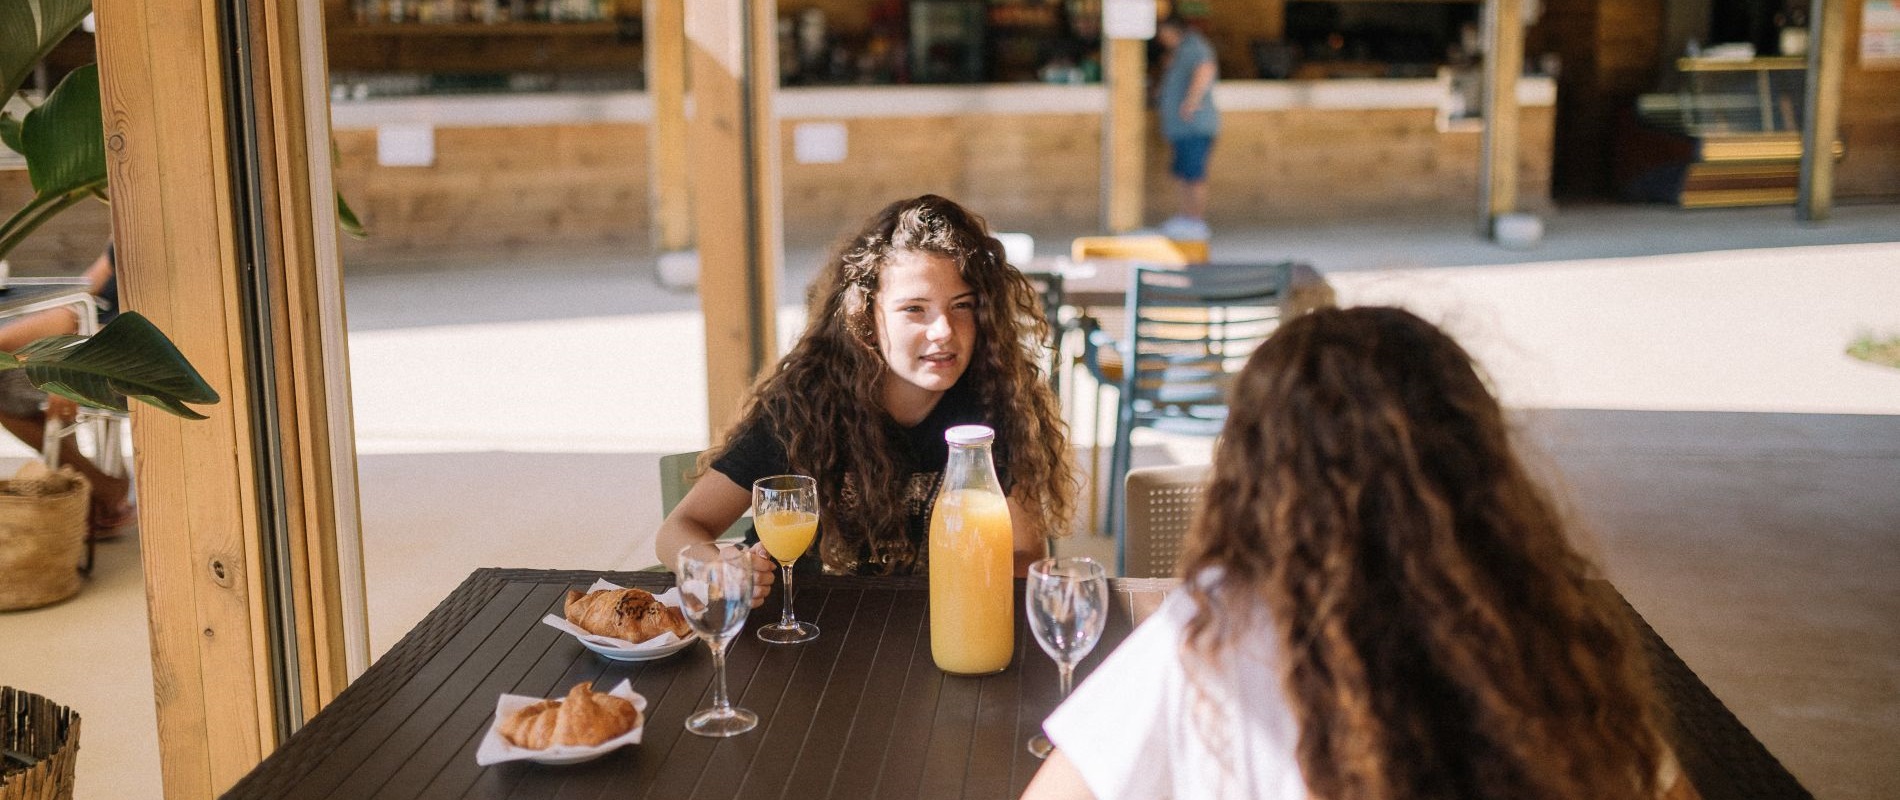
[1480,0,1524,236]
[1798,0,1847,221]
[94,0,364,793]
[687,0,780,440]
[646,0,694,251]
[1103,38,1147,233]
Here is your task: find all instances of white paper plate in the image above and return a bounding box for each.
[475,679,647,766]
[542,579,696,662]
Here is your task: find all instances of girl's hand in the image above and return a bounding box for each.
[746,542,778,608]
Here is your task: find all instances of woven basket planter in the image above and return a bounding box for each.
[0,687,81,800]
[0,470,90,611]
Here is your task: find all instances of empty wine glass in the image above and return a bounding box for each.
[677,542,759,737]
[1025,556,1108,758]
[753,475,820,644]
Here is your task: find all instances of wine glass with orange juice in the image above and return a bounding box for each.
[753,475,821,644]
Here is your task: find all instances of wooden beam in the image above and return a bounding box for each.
[687,0,780,440]
[94,2,269,792]
[95,0,364,793]
[646,0,694,251]
[1480,0,1524,234]
[1104,37,1147,233]
[1798,0,1847,220]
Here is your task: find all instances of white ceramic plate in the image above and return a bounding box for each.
[475,679,647,766]
[541,580,695,662]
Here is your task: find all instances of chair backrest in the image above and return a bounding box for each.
[1071,234,1208,266]
[1124,463,1209,578]
[660,451,753,543]
[659,451,702,517]
[1123,263,1291,411]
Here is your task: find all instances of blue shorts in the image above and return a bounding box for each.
[1169,135,1214,182]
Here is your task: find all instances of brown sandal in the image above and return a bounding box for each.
[88,499,136,541]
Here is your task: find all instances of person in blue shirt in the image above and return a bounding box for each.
[1156,16,1220,242]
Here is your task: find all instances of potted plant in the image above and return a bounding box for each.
[2,0,219,417]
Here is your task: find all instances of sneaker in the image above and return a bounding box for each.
[1161,216,1211,242]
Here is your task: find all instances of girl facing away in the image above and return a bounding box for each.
[655,195,1075,602]
[1026,306,1682,800]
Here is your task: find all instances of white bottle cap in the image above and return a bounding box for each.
[945,424,995,445]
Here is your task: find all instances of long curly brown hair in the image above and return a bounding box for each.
[1180,306,1663,799]
[706,195,1074,574]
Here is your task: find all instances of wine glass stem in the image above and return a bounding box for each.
[779,563,796,628]
[1057,662,1075,700]
[709,641,732,712]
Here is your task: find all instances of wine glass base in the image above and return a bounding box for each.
[685,706,759,738]
[1027,733,1053,759]
[756,621,820,644]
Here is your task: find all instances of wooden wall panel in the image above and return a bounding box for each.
[332,123,650,259]
[334,101,1555,252]
[1840,0,1900,201]
[778,114,1103,235]
[1146,106,1555,223]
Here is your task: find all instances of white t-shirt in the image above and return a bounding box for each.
[1042,589,1307,800]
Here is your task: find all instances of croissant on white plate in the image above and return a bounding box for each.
[498,682,640,749]
[563,587,691,643]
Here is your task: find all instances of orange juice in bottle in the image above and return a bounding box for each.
[929,425,1015,675]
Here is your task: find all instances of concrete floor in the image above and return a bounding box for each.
[1,204,1896,798]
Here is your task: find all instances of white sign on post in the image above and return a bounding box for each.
[376,123,435,167]
[793,122,848,164]
[1104,0,1156,40]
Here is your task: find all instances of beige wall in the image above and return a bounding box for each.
[331,123,651,260]
[1148,106,1557,222]
[780,113,1103,235]
[330,102,1556,257]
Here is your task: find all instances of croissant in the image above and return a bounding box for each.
[499,682,641,749]
[563,587,691,643]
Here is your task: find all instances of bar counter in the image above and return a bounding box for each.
[328,78,1555,257]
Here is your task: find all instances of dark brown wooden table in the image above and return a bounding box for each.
[224,569,1809,800]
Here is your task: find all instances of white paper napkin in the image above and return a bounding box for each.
[541,579,687,652]
[475,679,647,766]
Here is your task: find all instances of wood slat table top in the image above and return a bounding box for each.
[225,569,1808,800]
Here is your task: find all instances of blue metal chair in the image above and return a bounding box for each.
[1100,263,1293,569]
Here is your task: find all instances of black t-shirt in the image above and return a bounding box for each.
[711,382,1007,575]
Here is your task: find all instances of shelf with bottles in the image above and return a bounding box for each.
[340,0,627,31]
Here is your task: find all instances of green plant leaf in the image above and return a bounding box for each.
[0,0,93,106]
[12,312,220,419]
[337,191,367,239]
[20,64,104,196]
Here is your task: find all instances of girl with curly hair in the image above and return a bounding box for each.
[655,195,1075,602]
[1026,306,1679,800]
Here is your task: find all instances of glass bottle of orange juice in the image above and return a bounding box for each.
[929,424,1015,675]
